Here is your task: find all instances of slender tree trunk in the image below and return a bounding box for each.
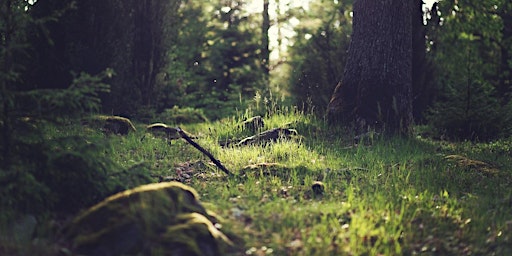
[498,9,512,105]
[134,0,154,107]
[412,0,429,121]
[133,0,167,108]
[262,0,270,80]
[327,0,413,135]
[1,0,14,168]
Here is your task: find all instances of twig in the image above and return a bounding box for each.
[176,127,233,177]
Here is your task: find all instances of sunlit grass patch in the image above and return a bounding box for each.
[20,107,510,255]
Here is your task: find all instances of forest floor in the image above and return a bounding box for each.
[109,109,512,255]
[3,108,512,255]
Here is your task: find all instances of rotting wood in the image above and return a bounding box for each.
[146,123,197,140]
[237,128,298,146]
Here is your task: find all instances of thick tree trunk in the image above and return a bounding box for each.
[327,0,413,135]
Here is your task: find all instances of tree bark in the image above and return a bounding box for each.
[262,0,270,79]
[327,0,413,135]
[412,0,429,121]
[498,6,512,105]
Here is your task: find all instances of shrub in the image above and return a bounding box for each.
[157,106,208,124]
[426,81,512,141]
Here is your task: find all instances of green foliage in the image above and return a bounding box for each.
[0,2,157,228]
[3,0,512,253]
[426,0,512,140]
[157,106,209,124]
[426,79,512,140]
[22,0,182,115]
[14,70,112,119]
[38,137,117,213]
[0,120,153,217]
[161,0,267,120]
[287,0,352,115]
[5,0,270,122]
[161,0,209,111]
[0,166,50,217]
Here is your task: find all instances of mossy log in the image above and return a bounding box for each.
[146,123,197,140]
[63,182,230,256]
[237,128,299,146]
[146,123,181,140]
[445,154,499,175]
[103,116,136,135]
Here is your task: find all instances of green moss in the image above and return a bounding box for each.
[64,182,230,255]
[84,115,136,135]
[157,106,209,124]
[146,123,181,140]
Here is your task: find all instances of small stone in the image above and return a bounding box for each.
[311,181,325,196]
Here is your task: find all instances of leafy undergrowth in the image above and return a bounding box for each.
[2,109,512,255]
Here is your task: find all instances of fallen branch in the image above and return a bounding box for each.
[176,127,233,177]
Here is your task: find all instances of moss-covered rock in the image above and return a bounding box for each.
[146,123,181,140]
[240,116,264,133]
[145,123,197,142]
[102,116,136,135]
[83,115,136,135]
[158,106,208,124]
[237,128,299,146]
[63,182,230,256]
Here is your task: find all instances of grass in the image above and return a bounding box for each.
[2,107,512,255]
[103,108,512,255]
